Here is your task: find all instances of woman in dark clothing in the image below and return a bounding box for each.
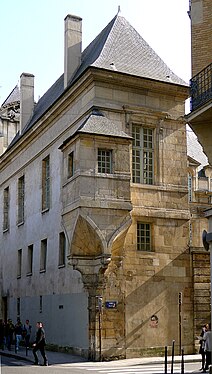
[32,322,48,366]
[199,324,207,371]
[0,319,5,349]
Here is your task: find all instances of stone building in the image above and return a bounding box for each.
[0,12,211,360]
[0,85,20,154]
[186,0,212,342]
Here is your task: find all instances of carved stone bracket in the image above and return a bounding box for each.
[68,254,111,291]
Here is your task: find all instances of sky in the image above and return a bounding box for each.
[0,0,191,109]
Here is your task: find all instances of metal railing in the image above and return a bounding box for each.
[190,63,212,111]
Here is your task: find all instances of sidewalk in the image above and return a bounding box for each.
[0,345,202,367]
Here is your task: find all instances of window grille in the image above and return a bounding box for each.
[137,222,151,251]
[98,149,112,173]
[132,126,154,184]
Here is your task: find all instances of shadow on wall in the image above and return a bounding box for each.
[103,248,194,358]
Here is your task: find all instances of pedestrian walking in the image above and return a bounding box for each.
[5,319,14,351]
[198,324,207,371]
[32,321,48,366]
[0,319,5,349]
[203,323,212,372]
[14,318,23,352]
[22,319,32,348]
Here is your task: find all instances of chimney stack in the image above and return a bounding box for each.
[20,73,34,133]
[64,14,82,88]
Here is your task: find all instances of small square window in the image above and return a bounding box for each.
[98,149,112,173]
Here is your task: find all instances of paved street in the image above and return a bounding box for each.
[0,354,201,374]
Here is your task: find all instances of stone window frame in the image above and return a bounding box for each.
[27,244,33,276]
[67,151,74,179]
[41,155,50,212]
[137,222,152,252]
[97,148,113,174]
[188,173,193,202]
[132,124,154,185]
[3,186,10,232]
[17,174,25,225]
[58,232,66,268]
[17,248,22,278]
[40,238,47,273]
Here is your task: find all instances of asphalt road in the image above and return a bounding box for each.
[0,354,202,374]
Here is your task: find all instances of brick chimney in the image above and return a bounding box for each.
[20,73,34,133]
[64,14,82,88]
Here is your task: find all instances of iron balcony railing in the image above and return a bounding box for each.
[190,62,212,112]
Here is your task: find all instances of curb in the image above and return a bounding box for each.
[0,350,33,363]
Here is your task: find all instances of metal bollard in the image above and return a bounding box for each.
[181,348,184,374]
[171,340,175,374]
[164,346,168,374]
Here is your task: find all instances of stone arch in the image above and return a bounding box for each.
[107,216,132,260]
[70,213,107,257]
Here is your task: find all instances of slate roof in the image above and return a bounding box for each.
[73,15,187,87]
[78,111,132,139]
[1,85,20,107]
[22,14,187,136]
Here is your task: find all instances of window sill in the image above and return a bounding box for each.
[17,221,24,227]
[26,272,32,277]
[17,275,21,279]
[41,208,49,214]
[58,264,65,269]
[39,269,46,274]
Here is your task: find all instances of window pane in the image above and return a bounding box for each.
[18,175,25,223]
[40,239,47,272]
[98,149,112,173]
[188,174,192,202]
[59,232,66,266]
[27,245,33,275]
[17,249,22,277]
[137,223,151,251]
[3,187,9,231]
[132,125,154,184]
[42,156,50,210]
[68,152,74,178]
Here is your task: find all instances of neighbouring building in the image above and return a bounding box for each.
[0,11,211,360]
[186,0,212,337]
[0,86,20,154]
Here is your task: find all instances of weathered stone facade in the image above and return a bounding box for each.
[0,12,211,361]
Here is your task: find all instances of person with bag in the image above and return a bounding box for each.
[32,321,48,366]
